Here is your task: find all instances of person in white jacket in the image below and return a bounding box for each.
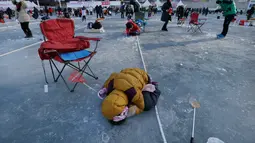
[12,0,33,38]
[81,6,86,22]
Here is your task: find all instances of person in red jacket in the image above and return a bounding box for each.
[126,20,141,36]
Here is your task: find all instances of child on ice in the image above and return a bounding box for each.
[125,20,141,36]
[98,68,161,124]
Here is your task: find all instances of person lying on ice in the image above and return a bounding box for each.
[97,68,161,124]
[126,20,141,36]
[87,18,105,32]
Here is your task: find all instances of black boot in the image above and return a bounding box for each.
[161,27,168,31]
[26,29,33,38]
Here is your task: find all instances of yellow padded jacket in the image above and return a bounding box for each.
[101,68,150,120]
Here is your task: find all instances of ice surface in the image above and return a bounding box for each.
[207,137,225,143]
[0,14,255,143]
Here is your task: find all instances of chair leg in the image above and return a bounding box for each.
[59,71,72,92]
[67,62,96,79]
[198,27,202,33]
[193,26,198,33]
[41,60,49,84]
[55,65,67,82]
[187,24,191,32]
[49,60,56,82]
[86,65,98,80]
[49,60,72,91]
[50,60,67,82]
[78,62,81,69]
[70,61,88,92]
[198,23,204,33]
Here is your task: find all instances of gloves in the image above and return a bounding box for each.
[97,88,108,99]
[127,105,137,117]
[142,84,156,92]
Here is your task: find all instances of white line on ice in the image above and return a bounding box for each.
[0,41,42,58]
[136,36,167,143]
[0,26,86,58]
[0,21,40,30]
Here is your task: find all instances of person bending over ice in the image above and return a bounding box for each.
[126,20,141,36]
[98,68,161,125]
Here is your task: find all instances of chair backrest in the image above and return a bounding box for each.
[190,12,199,23]
[40,18,75,42]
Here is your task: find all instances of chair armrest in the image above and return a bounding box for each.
[75,36,101,41]
[44,49,58,54]
[85,37,101,41]
[199,18,207,20]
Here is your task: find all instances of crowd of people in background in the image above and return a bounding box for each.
[0,0,254,37]
[0,4,254,22]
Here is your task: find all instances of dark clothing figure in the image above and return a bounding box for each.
[161,0,172,31]
[6,7,12,19]
[142,83,161,111]
[216,0,237,38]
[20,22,32,38]
[221,14,235,36]
[205,7,209,16]
[120,5,125,18]
[126,4,134,19]
[95,5,103,18]
[176,6,184,21]
[95,5,99,18]
[0,10,4,23]
[130,0,140,12]
[32,7,39,19]
[247,7,254,20]
[88,21,102,29]
[184,9,189,18]
[99,5,103,18]
[45,6,48,16]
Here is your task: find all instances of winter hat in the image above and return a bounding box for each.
[101,90,128,120]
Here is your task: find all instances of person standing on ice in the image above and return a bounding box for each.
[12,0,33,38]
[6,7,12,19]
[161,0,172,31]
[216,0,237,39]
[98,68,161,125]
[120,3,125,19]
[247,6,254,20]
[0,10,4,23]
[81,6,86,22]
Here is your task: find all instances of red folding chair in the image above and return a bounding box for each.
[38,18,101,92]
[187,12,207,33]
